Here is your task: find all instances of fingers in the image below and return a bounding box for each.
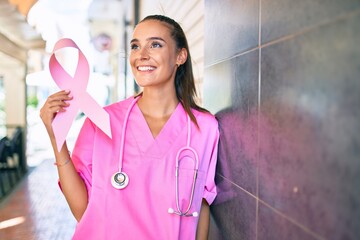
[40,90,73,126]
[47,90,73,111]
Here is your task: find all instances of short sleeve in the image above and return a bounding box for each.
[71,117,96,199]
[203,126,220,205]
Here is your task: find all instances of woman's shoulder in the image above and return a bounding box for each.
[104,96,136,113]
[193,108,218,128]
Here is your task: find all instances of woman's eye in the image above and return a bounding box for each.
[151,42,162,48]
[130,44,139,50]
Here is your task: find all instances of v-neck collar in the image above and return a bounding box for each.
[129,102,187,158]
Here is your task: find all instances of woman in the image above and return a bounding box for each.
[40,15,219,240]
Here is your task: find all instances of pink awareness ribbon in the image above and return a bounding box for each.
[49,38,112,151]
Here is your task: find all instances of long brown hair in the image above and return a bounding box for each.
[139,15,208,127]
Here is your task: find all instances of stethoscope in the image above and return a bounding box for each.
[111,95,199,217]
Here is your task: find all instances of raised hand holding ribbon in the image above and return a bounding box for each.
[49,38,112,151]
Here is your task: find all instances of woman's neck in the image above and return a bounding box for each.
[137,89,179,119]
[137,89,179,138]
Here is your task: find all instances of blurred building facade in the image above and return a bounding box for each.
[0,0,204,161]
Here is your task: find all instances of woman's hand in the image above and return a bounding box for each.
[39,90,72,134]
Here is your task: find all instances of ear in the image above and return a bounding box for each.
[176,48,188,65]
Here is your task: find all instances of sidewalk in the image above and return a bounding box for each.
[0,159,76,240]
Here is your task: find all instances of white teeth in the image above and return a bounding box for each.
[138,66,155,71]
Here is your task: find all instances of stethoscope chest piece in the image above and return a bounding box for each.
[111,172,129,189]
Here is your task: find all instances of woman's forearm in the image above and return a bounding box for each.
[53,141,88,222]
[196,199,210,240]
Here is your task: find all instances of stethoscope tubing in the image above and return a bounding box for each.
[116,95,199,217]
[117,95,140,173]
[172,114,199,217]
[175,147,198,216]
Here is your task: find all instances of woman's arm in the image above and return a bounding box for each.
[40,90,88,221]
[196,199,210,240]
[54,143,88,221]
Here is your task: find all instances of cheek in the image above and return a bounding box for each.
[129,57,138,74]
[161,54,177,68]
[129,54,135,67]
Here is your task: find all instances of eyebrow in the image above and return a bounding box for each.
[130,37,166,44]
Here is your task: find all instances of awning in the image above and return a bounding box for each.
[8,0,37,16]
[0,0,45,62]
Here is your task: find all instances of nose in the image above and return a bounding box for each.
[139,47,150,60]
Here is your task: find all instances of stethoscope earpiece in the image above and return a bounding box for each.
[168,207,198,217]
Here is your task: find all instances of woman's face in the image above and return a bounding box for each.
[129,20,186,89]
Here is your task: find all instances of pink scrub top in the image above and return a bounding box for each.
[70,96,219,240]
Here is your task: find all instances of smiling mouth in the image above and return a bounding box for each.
[137,66,156,71]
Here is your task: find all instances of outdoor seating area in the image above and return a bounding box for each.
[0,126,27,201]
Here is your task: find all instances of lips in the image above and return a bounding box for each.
[137,65,156,71]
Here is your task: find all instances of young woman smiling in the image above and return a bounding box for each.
[40,15,219,240]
